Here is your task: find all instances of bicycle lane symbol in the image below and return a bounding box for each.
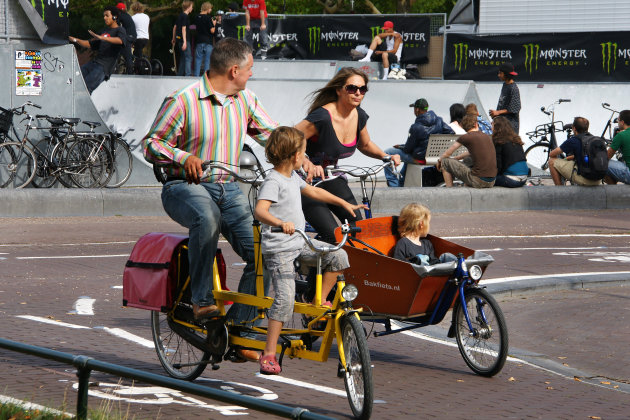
[71,378,278,416]
[553,250,630,263]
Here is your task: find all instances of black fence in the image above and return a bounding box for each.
[0,337,333,420]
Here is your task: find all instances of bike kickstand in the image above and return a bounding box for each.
[277,337,291,366]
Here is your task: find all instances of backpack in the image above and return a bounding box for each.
[577,134,608,180]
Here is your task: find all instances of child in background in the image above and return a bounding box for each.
[254,126,366,375]
[393,203,456,266]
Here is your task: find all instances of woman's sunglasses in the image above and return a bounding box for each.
[344,84,368,95]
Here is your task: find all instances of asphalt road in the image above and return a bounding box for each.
[1,210,629,419]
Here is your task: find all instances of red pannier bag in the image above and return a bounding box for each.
[123,232,231,311]
[123,232,188,312]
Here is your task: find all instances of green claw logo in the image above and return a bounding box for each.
[453,43,468,72]
[523,43,540,74]
[370,26,381,40]
[308,26,321,55]
[601,42,618,74]
[236,25,247,41]
[31,0,45,20]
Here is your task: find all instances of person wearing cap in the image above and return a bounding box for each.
[384,98,454,187]
[115,2,137,75]
[243,0,269,59]
[359,20,402,80]
[490,62,521,133]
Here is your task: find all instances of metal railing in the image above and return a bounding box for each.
[0,337,333,420]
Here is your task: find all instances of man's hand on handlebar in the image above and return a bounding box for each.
[184,155,204,184]
[388,154,401,166]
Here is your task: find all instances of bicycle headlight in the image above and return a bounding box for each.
[341,284,359,302]
[469,265,483,281]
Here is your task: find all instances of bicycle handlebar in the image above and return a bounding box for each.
[8,102,41,115]
[324,156,396,179]
[558,99,571,103]
[270,222,361,253]
[201,160,262,185]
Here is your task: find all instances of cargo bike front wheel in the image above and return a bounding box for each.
[454,288,508,377]
[340,315,373,420]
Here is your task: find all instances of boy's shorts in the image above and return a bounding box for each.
[264,238,349,323]
[553,158,601,186]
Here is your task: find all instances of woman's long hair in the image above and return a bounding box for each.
[307,67,368,115]
[492,116,523,145]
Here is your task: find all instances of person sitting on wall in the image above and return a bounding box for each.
[604,110,630,185]
[359,20,403,80]
[69,6,127,94]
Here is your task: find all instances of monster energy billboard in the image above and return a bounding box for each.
[444,32,630,82]
[222,15,431,63]
[20,0,69,44]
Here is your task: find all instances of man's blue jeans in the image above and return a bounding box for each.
[80,61,105,94]
[194,43,212,77]
[607,159,630,184]
[176,41,192,76]
[161,180,268,326]
[384,147,414,187]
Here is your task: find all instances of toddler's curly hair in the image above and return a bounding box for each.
[265,126,305,166]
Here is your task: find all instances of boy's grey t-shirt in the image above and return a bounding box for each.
[258,169,306,255]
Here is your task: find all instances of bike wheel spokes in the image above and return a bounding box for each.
[341,316,373,420]
[105,137,133,188]
[455,288,508,377]
[525,143,551,177]
[150,311,209,380]
[31,139,58,188]
[66,138,108,188]
[0,142,36,188]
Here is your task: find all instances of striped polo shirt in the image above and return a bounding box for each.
[143,74,277,182]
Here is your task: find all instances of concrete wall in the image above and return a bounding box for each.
[1,184,629,218]
[91,74,484,186]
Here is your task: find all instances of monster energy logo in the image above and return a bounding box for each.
[453,43,468,72]
[236,25,247,41]
[601,42,618,74]
[523,43,540,74]
[308,26,321,55]
[369,26,381,40]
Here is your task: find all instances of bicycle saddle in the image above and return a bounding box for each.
[82,121,101,128]
[63,117,81,125]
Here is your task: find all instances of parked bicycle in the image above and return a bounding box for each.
[0,102,39,188]
[524,98,572,178]
[600,102,620,141]
[115,53,163,76]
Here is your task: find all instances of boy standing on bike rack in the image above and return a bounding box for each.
[254,126,366,374]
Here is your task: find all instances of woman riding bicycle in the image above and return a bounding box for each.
[294,67,400,244]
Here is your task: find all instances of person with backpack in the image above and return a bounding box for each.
[548,117,607,186]
[604,110,630,185]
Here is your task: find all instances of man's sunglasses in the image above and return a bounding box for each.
[344,84,368,95]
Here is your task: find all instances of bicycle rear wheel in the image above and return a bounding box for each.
[151,310,210,380]
[0,142,36,188]
[525,142,551,177]
[105,137,133,188]
[66,138,110,188]
[454,288,508,377]
[31,139,58,188]
[341,315,373,420]
[134,57,152,75]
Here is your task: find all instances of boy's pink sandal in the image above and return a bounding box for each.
[259,354,282,375]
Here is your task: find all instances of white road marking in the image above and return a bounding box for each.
[482,270,630,285]
[16,254,129,260]
[95,327,155,349]
[70,297,95,315]
[444,233,630,239]
[112,285,123,289]
[0,241,137,247]
[16,315,90,329]
[255,373,386,403]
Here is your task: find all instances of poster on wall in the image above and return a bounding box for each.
[16,50,43,96]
